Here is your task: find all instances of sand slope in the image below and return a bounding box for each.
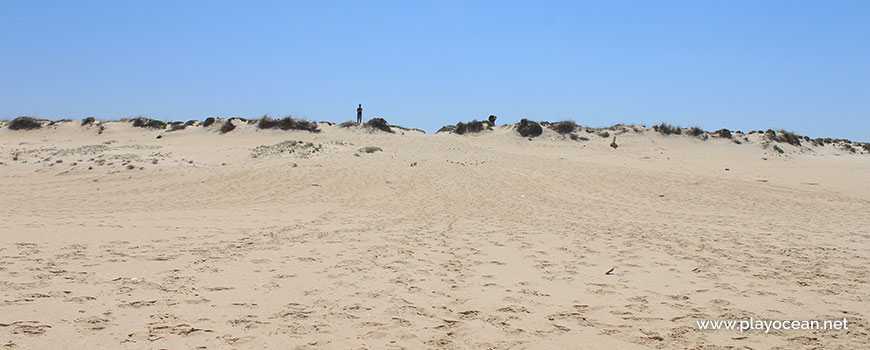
[0,120,868,349]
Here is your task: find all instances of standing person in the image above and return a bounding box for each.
[357,104,363,124]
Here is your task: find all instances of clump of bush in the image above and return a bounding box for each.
[687,126,704,137]
[439,120,492,135]
[653,122,681,135]
[549,121,577,135]
[339,121,357,128]
[219,120,236,134]
[773,145,784,154]
[773,130,802,147]
[358,146,382,153]
[131,117,167,129]
[202,117,216,127]
[715,128,732,139]
[456,120,490,134]
[81,117,96,126]
[597,131,610,138]
[169,121,187,131]
[515,119,542,138]
[258,116,319,132]
[364,118,393,133]
[9,117,43,130]
[862,143,870,152]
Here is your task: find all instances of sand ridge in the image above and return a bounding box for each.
[0,119,868,349]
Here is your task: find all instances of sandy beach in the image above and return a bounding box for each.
[0,119,868,349]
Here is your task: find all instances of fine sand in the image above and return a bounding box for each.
[0,120,868,349]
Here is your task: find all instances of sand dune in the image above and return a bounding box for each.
[0,119,868,349]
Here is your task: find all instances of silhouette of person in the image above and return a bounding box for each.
[357,104,363,124]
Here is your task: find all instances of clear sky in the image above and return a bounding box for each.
[1,1,868,140]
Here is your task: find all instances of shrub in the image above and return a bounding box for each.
[549,121,577,135]
[358,146,382,153]
[364,118,393,133]
[515,119,542,138]
[219,120,236,134]
[436,125,456,133]
[653,122,681,135]
[773,145,784,154]
[184,120,197,127]
[597,131,610,138]
[453,120,490,134]
[687,126,705,137]
[202,117,216,127]
[9,117,43,130]
[81,117,96,126]
[169,122,186,131]
[339,121,357,128]
[131,117,167,129]
[570,134,590,141]
[259,116,319,132]
[774,130,802,147]
[715,128,732,139]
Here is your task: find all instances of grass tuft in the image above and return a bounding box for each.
[653,122,681,135]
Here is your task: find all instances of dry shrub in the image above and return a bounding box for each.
[219,120,236,134]
[131,117,167,129]
[653,122,681,135]
[9,117,43,130]
[549,121,577,135]
[687,126,705,137]
[259,116,319,132]
[516,119,542,138]
[774,130,802,147]
[364,118,393,133]
[358,146,382,153]
[453,120,490,134]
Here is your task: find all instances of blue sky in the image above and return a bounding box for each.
[1,1,868,140]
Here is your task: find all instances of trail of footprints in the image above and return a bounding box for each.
[0,214,867,348]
